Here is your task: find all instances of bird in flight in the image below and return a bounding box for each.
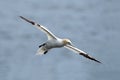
[20,16,101,63]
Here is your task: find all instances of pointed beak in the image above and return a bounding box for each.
[67,43,74,46]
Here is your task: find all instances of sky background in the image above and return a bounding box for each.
[0,0,120,80]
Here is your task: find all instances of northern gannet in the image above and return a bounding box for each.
[20,16,101,63]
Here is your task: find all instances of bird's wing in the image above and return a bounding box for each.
[20,16,57,40]
[64,44,101,63]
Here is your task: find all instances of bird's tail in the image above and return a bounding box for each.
[36,46,48,55]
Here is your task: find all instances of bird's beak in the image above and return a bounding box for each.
[68,43,74,46]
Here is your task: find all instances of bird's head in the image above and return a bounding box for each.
[62,39,72,45]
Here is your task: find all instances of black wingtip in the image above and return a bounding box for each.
[79,53,102,64]
[19,16,35,25]
[93,59,102,64]
[19,16,23,19]
[88,57,102,64]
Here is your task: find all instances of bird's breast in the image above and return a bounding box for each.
[46,39,64,49]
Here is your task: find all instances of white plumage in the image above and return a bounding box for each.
[20,16,101,63]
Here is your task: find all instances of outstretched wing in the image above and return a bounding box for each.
[20,16,57,40]
[64,44,101,63]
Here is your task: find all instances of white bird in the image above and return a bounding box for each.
[20,16,101,63]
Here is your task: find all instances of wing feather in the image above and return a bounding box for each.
[20,16,57,40]
[65,45,101,63]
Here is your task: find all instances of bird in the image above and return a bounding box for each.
[20,16,101,63]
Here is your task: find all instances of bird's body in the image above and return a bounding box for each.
[45,38,64,49]
[20,16,101,63]
[37,38,65,54]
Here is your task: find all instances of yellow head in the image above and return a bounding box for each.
[62,39,72,45]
